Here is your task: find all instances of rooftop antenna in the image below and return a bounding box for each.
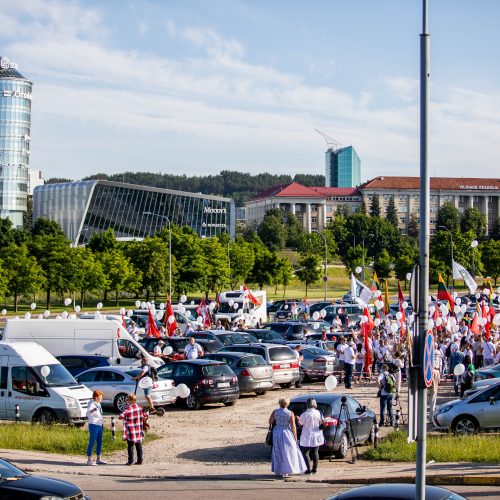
[314,129,342,151]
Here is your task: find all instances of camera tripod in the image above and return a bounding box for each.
[330,396,359,464]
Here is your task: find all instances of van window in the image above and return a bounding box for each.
[11,366,46,396]
[269,347,295,362]
[0,367,7,389]
[32,364,77,387]
[117,339,140,359]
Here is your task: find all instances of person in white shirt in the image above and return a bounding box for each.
[483,337,496,366]
[298,398,324,475]
[215,320,225,330]
[184,336,204,360]
[343,341,356,389]
[153,340,164,357]
[86,390,106,466]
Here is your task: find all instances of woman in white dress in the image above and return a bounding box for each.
[298,398,324,474]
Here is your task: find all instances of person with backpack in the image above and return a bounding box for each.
[377,363,395,427]
[132,356,157,413]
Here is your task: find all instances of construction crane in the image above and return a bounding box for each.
[314,128,342,151]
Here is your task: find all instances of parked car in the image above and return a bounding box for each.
[189,330,249,346]
[0,457,89,499]
[76,366,176,412]
[157,359,239,410]
[288,393,375,458]
[305,339,338,354]
[433,382,500,433]
[267,299,301,315]
[474,364,500,381]
[325,484,466,500]
[237,331,259,343]
[305,319,332,331]
[463,378,500,399]
[241,329,287,344]
[308,301,334,315]
[203,352,274,395]
[263,322,317,341]
[56,355,111,376]
[218,343,299,388]
[139,336,189,358]
[275,302,306,321]
[288,345,338,381]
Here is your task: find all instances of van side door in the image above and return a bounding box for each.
[0,357,8,419]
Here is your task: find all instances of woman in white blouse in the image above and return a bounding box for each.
[298,398,324,474]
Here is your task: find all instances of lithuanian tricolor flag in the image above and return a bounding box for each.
[371,271,380,292]
[437,272,455,310]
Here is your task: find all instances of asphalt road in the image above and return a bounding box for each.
[44,473,499,500]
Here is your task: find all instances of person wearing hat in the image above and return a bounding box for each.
[153,340,164,358]
[343,340,356,389]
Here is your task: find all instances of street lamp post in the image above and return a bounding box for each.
[361,234,374,283]
[471,240,478,278]
[227,241,231,288]
[438,225,454,290]
[143,212,172,299]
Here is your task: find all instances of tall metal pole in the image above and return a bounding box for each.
[227,241,231,288]
[416,1,430,499]
[317,232,328,300]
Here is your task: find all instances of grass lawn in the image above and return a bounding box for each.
[363,431,500,463]
[0,423,159,455]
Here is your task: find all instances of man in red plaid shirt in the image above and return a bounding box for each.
[119,394,148,465]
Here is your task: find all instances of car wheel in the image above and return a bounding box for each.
[334,433,349,459]
[452,415,478,435]
[114,393,129,413]
[279,383,293,389]
[32,408,56,425]
[185,393,201,410]
[255,390,267,396]
[223,400,236,407]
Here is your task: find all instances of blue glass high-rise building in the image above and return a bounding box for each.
[325,145,361,188]
[0,56,32,227]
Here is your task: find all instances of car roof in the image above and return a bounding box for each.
[57,354,109,360]
[173,359,225,365]
[330,484,462,500]
[206,352,256,359]
[78,366,139,375]
[290,392,343,404]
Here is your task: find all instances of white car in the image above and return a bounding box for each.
[76,366,176,413]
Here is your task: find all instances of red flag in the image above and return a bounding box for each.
[470,312,480,335]
[196,297,212,328]
[363,307,374,331]
[399,306,407,338]
[243,284,260,306]
[433,304,441,331]
[363,321,371,370]
[164,298,178,337]
[147,309,161,338]
[397,281,405,305]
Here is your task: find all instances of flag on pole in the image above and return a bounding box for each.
[470,312,480,335]
[452,261,477,294]
[437,273,455,311]
[371,272,380,292]
[196,297,212,328]
[164,297,178,337]
[147,309,161,338]
[383,279,390,316]
[243,284,260,306]
[351,274,373,307]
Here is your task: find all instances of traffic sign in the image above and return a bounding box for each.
[423,331,434,388]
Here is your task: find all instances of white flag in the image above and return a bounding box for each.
[350,273,373,307]
[452,261,477,294]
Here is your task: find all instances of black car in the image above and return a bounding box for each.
[56,355,111,376]
[237,331,259,343]
[267,299,301,315]
[288,393,375,458]
[0,457,88,499]
[326,484,466,500]
[308,301,334,315]
[157,359,239,410]
[263,322,317,341]
[189,330,249,346]
[242,329,287,344]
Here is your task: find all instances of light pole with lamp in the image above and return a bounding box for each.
[471,240,478,278]
[143,212,172,299]
[438,225,454,290]
[361,233,374,283]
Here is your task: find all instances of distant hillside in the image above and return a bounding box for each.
[45,170,325,205]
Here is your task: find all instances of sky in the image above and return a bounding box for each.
[1,0,499,183]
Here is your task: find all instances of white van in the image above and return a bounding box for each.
[215,289,267,326]
[2,319,163,368]
[0,342,92,423]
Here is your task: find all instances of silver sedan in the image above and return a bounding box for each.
[76,366,176,413]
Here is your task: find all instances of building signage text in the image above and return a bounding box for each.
[202,222,227,228]
[459,185,498,191]
[2,89,32,101]
[0,56,19,70]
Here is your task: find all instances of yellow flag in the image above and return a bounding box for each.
[383,279,390,315]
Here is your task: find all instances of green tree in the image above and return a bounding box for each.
[273,257,294,297]
[228,237,255,289]
[408,213,419,239]
[373,248,393,280]
[0,217,15,249]
[32,217,65,238]
[257,208,287,251]
[461,207,487,239]
[69,247,107,307]
[340,244,364,277]
[295,253,321,297]
[200,237,230,294]
[393,240,418,286]
[386,196,399,229]
[87,228,117,254]
[284,211,306,249]
[370,194,381,217]
[490,217,500,240]
[0,260,8,302]
[480,239,500,285]
[2,244,46,311]
[249,245,280,289]
[436,202,461,232]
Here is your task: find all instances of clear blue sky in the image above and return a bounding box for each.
[1,0,499,182]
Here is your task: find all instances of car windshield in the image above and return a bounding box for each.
[125,369,142,378]
[0,458,26,479]
[202,364,235,377]
[261,331,282,340]
[239,355,267,367]
[32,364,77,387]
[269,347,295,362]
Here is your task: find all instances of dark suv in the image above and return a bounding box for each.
[56,355,111,376]
[157,360,239,410]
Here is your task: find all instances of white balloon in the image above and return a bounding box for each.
[56,315,62,320]
[185,310,192,318]
[228,299,234,307]
[233,303,239,310]
[156,311,164,321]
[324,375,338,391]
[428,306,435,316]
[175,383,190,398]
[460,304,467,314]
[390,323,398,333]
[75,305,81,313]
[355,266,362,274]
[453,305,461,314]
[1,309,6,315]
[492,314,500,326]
[238,309,244,316]
[138,377,153,389]
[40,365,50,377]
[374,290,382,298]
[163,346,173,355]
[483,288,490,296]
[168,315,175,324]
[406,272,412,281]
[127,309,133,317]
[180,295,187,303]
[96,302,103,310]
[374,318,381,327]
[312,311,320,321]
[37,314,43,319]
[361,315,368,324]
[428,319,434,329]
[435,318,442,327]
[119,307,126,315]
[24,312,31,319]
[320,309,327,318]
[190,300,195,305]
[376,300,384,310]
[69,313,77,320]
[43,310,50,318]
[30,303,36,310]
[146,301,152,309]
[61,311,68,319]
[243,289,249,297]
[209,301,216,311]
[455,298,461,306]
[64,298,72,306]
[396,311,403,321]
[159,303,165,310]
[475,293,481,300]
[480,317,487,327]
[141,302,146,309]
[197,316,203,323]
[313,322,320,329]
[401,301,408,310]
[454,364,465,376]
[135,300,141,308]
[471,240,478,248]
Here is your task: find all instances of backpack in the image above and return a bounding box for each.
[147,365,158,382]
[383,373,396,394]
[445,343,452,358]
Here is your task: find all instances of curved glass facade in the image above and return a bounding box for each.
[33,180,235,244]
[0,59,32,227]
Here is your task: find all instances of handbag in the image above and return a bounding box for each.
[265,424,274,446]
